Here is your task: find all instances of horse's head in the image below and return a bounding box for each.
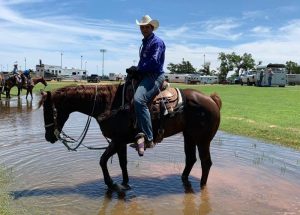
[39,90,69,144]
[41,77,48,87]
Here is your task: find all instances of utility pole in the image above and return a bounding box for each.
[24,57,27,70]
[60,51,63,68]
[100,49,107,77]
[81,55,83,70]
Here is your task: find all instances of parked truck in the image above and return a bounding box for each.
[87,74,100,83]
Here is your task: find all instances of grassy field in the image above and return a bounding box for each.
[9,81,300,150]
[0,166,12,215]
[173,83,300,150]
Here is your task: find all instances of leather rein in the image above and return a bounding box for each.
[44,85,108,151]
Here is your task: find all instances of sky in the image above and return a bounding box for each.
[0,0,300,75]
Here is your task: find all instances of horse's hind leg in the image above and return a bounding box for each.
[197,141,212,188]
[117,143,130,190]
[181,133,197,188]
[100,142,118,189]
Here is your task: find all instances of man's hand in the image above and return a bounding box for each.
[126,66,138,75]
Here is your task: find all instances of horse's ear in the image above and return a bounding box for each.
[38,90,48,108]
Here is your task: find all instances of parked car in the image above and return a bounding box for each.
[87,74,100,83]
[240,70,257,86]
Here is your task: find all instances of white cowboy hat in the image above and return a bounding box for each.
[136,15,159,31]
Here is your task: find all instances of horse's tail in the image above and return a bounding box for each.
[210,93,222,110]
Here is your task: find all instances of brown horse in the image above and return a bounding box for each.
[39,84,221,191]
[4,75,47,99]
[4,74,26,98]
[26,77,47,99]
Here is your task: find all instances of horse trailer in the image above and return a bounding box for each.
[286,74,300,85]
[256,64,286,87]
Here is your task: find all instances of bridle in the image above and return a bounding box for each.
[44,85,108,151]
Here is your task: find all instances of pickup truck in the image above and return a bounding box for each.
[240,70,256,86]
[87,74,100,83]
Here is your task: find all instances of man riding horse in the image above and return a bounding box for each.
[131,15,166,156]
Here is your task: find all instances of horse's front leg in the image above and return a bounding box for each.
[17,87,21,98]
[117,143,131,190]
[100,142,118,189]
[30,88,33,99]
[26,89,29,99]
[6,88,10,99]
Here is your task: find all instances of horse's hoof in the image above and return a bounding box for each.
[120,183,131,191]
[182,176,192,188]
[200,182,207,189]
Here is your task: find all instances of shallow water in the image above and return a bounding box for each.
[0,96,300,215]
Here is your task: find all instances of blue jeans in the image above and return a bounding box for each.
[133,72,165,141]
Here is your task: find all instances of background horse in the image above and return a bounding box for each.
[0,73,4,100]
[26,77,47,99]
[4,74,26,98]
[39,84,221,191]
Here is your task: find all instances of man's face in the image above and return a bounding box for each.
[140,24,153,38]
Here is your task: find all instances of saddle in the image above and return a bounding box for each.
[150,84,183,119]
[124,80,183,120]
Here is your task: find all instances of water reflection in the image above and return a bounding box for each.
[182,187,211,215]
[0,97,33,115]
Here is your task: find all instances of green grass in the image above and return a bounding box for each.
[173,84,300,150]
[10,81,300,150]
[0,166,12,215]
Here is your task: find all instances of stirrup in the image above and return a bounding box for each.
[145,140,155,148]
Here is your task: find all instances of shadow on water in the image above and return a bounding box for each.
[12,174,202,200]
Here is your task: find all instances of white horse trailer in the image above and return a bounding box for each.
[286,74,300,85]
[164,73,189,83]
[256,64,286,87]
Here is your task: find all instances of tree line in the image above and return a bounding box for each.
[167,52,300,81]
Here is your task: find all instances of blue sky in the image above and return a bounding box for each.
[0,0,300,75]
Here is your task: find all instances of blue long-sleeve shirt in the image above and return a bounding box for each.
[137,33,165,74]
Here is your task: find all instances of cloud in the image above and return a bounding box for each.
[0,1,300,75]
[251,26,271,34]
[201,18,243,41]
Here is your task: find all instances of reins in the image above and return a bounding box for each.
[53,85,108,151]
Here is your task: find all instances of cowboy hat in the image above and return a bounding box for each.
[136,15,159,31]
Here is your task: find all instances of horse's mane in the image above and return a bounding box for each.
[38,84,121,108]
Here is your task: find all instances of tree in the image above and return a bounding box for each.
[218,52,233,81]
[286,61,300,74]
[167,59,196,74]
[218,52,256,81]
[199,62,211,75]
[229,52,255,76]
